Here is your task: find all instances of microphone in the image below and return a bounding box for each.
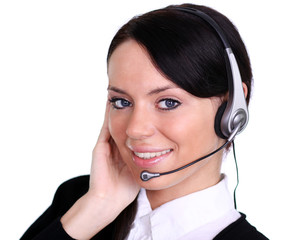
[140,123,241,181]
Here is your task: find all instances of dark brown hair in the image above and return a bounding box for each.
[107,4,252,104]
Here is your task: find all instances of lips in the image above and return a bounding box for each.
[131,148,173,168]
[134,149,172,159]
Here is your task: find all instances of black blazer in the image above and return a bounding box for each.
[20,175,268,240]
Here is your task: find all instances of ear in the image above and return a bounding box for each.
[242,82,248,99]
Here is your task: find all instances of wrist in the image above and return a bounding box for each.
[61,192,123,239]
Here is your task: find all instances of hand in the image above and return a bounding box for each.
[89,102,140,206]
[61,102,140,239]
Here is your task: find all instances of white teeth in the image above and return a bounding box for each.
[134,149,171,159]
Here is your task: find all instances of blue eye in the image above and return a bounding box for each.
[158,98,181,110]
[109,98,132,109]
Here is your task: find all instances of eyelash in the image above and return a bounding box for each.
[108,97,132,109]
[157,98,181,111]
[108,97,181,111]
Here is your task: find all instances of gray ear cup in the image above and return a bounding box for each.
[214,102,228,139]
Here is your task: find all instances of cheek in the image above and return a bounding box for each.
[108,111,131,161]
[109,111,128,142]
[161,109,217,159]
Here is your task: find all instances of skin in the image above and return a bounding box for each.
[107,40,226,209]
[61,39,248,239]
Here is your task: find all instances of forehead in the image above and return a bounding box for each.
[107,40,176,90]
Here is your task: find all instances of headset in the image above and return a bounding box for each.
[176,7,249,139]
[140,7,249,182]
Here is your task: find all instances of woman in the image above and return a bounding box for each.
[21,3,268,240]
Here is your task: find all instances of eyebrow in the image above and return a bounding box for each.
[107,84,177,96]
[147,85,177,95]
[107,86,129,95]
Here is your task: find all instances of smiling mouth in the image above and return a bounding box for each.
[133,149,172,159]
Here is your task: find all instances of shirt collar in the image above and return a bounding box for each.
[131,175,236,240]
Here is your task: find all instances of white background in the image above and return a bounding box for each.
[1,0,292,239]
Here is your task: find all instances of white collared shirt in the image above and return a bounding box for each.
[126,176,240,240]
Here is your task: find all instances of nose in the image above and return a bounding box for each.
[126,106,156,140]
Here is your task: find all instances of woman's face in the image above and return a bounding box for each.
[107,40,224,191]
